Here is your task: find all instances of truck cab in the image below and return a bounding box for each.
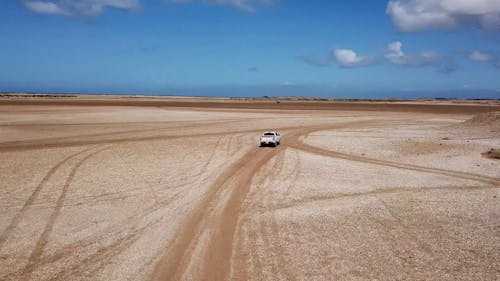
[260,131,281,147]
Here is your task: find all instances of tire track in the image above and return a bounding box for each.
[151,123,348,280]
[150,120,456,280]
[377,198,434,256]
[150,122,376,281]
[200,145,285,281]
[278,149,301,204]
[197,136,224,178]
[229,216,250,281]
[151,145,286,281]
[0,147,95,250]
[160,136,223,192]
[267,185,494,213]
[230,155,275,281]
[38,184,183,271]
[0,123,309,152]
[21,146,109,278]
[116,150,162,206]
[46,206,173,281]
[245,218,265,281]
[234,134,244,153]
[0,118,249,150]
[266,150,297,281]
[249,151,292,280]
[289,138,500,186]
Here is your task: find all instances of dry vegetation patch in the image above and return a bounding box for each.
[460,111,500,130]
[397,140,452,156]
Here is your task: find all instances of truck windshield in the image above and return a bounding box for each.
[264,133,275,136]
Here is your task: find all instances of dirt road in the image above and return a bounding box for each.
[0,100,498,280]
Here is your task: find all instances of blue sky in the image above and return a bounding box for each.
[1,0,500,98]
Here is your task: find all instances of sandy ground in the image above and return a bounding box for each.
[0,98,499,281]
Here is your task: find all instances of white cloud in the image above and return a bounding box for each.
[467,50,500,68]
[165,0,275,12]
[385,41,439,66]
[24,1,70,15]
[298,54,330,67]
[24,0,275,16]
[469,50,493,62]
[385,41,405,64]
[387,0,500,31]
[333,49,375,68]
[481,13,500,29]
[209,0,274,12]
[23,0,140,16]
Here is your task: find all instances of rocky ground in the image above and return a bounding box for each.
[0,99,498,281]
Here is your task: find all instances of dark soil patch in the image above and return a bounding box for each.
[481,149,500,159]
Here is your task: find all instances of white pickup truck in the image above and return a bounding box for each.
[260,131,281,147]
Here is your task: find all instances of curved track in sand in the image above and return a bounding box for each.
[1,103,498,281]
[151,120,499,281]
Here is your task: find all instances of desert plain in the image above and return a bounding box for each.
[0,96,499,281]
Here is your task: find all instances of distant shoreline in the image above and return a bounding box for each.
[1,92,499,114]
[1,92,499,102]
